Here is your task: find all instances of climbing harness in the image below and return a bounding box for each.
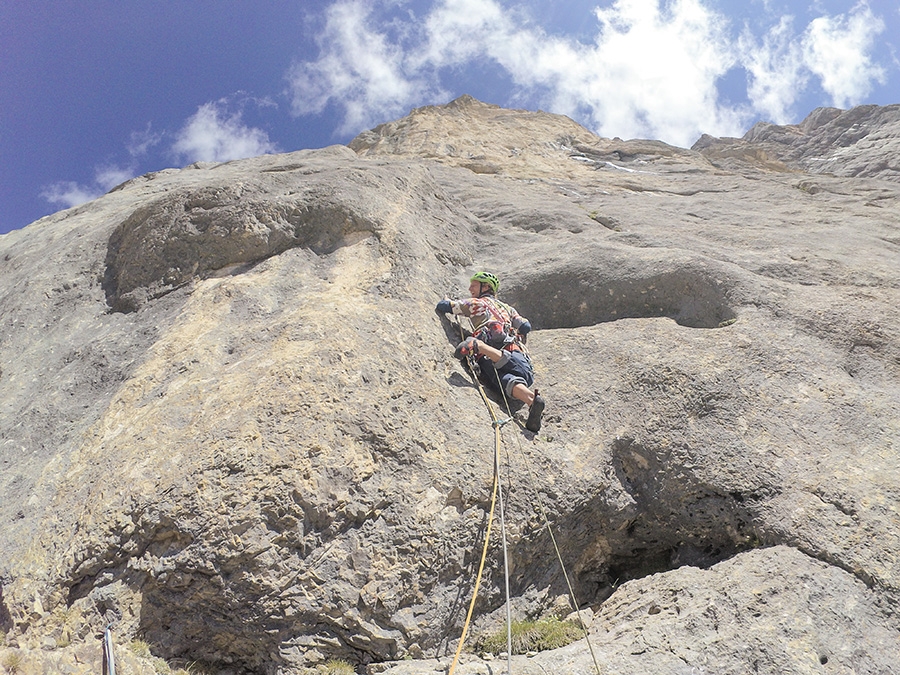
[460,294,527,354]
[447,317,603,675]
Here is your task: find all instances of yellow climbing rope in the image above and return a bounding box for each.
[446,361,503,675]
[447,318,602,675]
[446,318,511,675]
[488,341,604,675]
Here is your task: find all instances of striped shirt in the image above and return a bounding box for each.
[451,295,527,349]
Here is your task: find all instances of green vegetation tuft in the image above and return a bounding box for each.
[477,617,585,655]
[176,662,217,675]
[129,640,153,659]
[1,650,24,675]
[322,658,356,675]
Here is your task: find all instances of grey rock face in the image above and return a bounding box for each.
[694,103,900,182]
[1,96,898,674]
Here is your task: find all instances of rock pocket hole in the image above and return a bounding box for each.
[103,186,380,313]
[606,435,761,577]
[0,584,12,634]
[504,265,735,330]
[516,436,763,609]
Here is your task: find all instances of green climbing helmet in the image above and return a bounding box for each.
[470,271,500,295]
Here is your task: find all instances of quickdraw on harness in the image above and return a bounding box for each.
[470,296,529,357]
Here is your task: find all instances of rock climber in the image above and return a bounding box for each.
[436,271,545,433]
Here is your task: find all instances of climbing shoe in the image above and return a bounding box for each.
[526,391,545,433]
[455,337,479,359]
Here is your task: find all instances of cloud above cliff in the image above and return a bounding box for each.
[40,164,136,210]
[802,4,886,108]
[286,0,889,146]
[3,0,897,233]
[172,99,279,163]
[37,99,279,210]
[288,1,445,135]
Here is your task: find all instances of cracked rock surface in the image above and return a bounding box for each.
[1,96,898,674]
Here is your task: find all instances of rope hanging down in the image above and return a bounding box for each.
[447,317,603,675]
[447,319,513,675]
[489,339,604,675]
[446,361,504,675]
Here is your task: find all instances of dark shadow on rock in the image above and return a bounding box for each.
[447,372,473,388]
[103,184,381,313]
[506,435,766,612]
[603,436,763,582]
[503,257,737,330]
[0,583,12,634]
[437,312,467,347]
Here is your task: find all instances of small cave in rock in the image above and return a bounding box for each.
[606,437,760,587]
[136,578,375,675]
[0,583,12,634]
[512,436,763,611]
[504,263,736,330]
[136,584,278,673]
[103,186,380,313]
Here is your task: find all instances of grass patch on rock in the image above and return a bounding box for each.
[476,617,585,656]
[1,650,24,674]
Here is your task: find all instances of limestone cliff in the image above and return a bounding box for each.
[1,96,898,674]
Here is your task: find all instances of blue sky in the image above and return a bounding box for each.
[1,0,897,235]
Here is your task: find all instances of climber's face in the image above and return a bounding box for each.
[469,279,483,297]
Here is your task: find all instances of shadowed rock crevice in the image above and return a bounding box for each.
[503,435,768,621]
[103,185,382,313]
[606,435,763,571]
[504,261,736,330]
[65,510,196,609]
[59,475,422,672]
[509,436,767,615]
[0,584,11,634]
[136,584,289,672]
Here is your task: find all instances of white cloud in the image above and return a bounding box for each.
[426,0,749,145]
[287,0,892,145]
[171,101,278,163]
[40,164,136,210]
[41,99,276,212]
[562,0,746,144]
[420,0,512,65]
[95,165,135,191]
[289,0,744,145]
[40,181,102,210]
[128,124,164,158]
[736,3,887,123]
[802,3,886,108]
[289,0,748,146]
[287,0,443,135]
[740,16,807,123]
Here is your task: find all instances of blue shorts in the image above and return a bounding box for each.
[478,350,534,398]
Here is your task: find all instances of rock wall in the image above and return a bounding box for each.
[1,97,898,674]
